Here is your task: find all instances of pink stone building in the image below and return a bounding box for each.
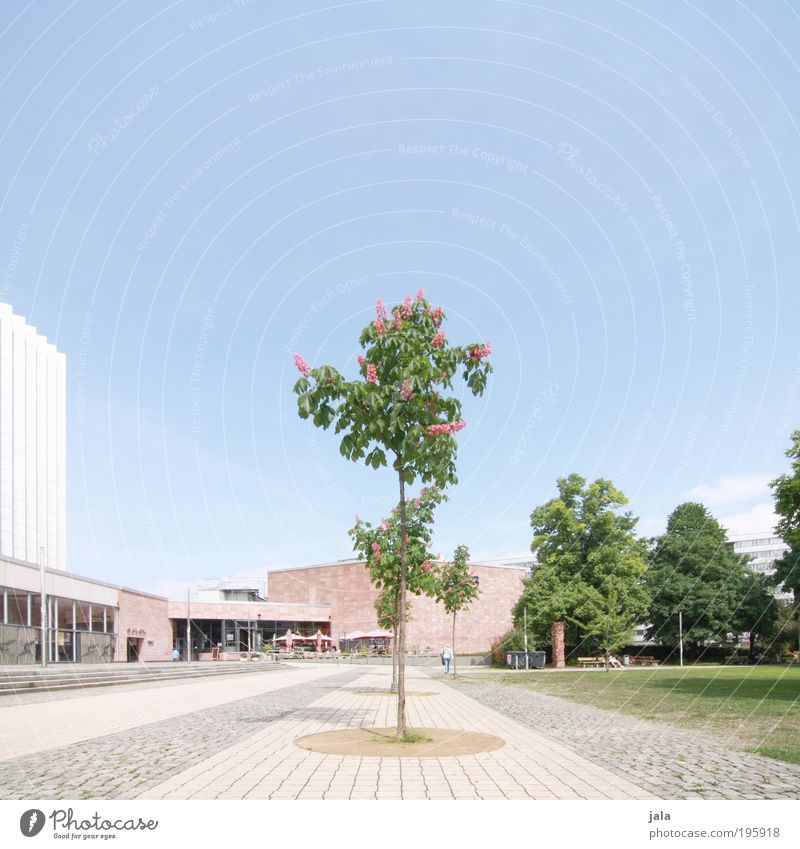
[117,589,171,662]
[267,559,527,654]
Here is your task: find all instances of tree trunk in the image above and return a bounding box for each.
[391,588,399,693]
[795,588,800,653]
[451,611,457,678]
[551,621,566,668]
[396,462,408,737]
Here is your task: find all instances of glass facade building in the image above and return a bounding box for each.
[0,583,116,664]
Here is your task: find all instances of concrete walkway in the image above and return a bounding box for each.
[0,663,339,762]
[135,665,653,800]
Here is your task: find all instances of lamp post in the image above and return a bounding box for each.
[39,546,47,668]
[186,588,192,663]
[678,611,684,668]
[523,606,529,670]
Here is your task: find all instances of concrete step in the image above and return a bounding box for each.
[0,662,282,695]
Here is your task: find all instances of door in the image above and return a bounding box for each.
[126,637,141,662]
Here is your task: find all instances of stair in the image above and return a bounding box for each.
[0,661,282,695]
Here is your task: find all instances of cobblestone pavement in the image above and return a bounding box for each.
[0,668,362,799]
[135,666,651,800]
[450,678,800,800]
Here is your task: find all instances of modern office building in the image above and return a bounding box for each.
[727,531,792,601]
[0,303,66,570]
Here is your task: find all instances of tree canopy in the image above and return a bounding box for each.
[514,474,649,658]
[645,502,755,647]
[771,429,800,604]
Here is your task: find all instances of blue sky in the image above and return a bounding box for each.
[1,1,799,598]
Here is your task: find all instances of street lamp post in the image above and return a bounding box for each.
[186,589,192,663]
[39,546,47,668]
[523,607,529,670]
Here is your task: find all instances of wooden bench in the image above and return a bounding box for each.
[577,656,604,668]
[629,655,659,666]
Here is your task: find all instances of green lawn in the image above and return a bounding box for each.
[482,666,800,765]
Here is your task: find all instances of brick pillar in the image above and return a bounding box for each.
[551,621,566,668]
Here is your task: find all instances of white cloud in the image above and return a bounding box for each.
[685,473,771,508]
[718,502,780,537]
[637,517,666,538]
[152,578,197,601]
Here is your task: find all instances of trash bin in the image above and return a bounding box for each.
[507,651,545,669]
[529,651,546,668]
[623,655,630,666]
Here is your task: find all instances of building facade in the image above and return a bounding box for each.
[0,555,169,664]
[727,531,792,601]
[267,559,527,654]
[0,303,66,570]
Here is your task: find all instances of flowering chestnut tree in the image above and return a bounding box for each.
[350,486,443,696]
[431,544,480,677]
[293,291,491,735]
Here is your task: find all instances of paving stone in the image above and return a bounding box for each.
[0,668,361,799]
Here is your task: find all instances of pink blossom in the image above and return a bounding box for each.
[393,314,403,330]
[401,293,413,318]
[375,299,388,321]
[426,420,467,436]
[357,354,366,366]
[366,364,379,384]
[470,342,492,359]
[293,353,311,376]
[374,318,386,335]
[431,330,446,348]
[415,288,425,300]
[400,379,413,400]
[430,306,443,326]
[371,542,382,561]
[380,518,391,531]
[421,559,432,572]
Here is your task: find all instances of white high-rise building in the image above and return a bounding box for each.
[727,531,791,601]
[0,303,66,569]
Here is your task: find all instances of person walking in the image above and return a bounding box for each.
[441,645,453,674]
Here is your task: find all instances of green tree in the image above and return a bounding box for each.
[363,495,440,691]
[430,544,480,676]
[571,585,640,670]
[294,291,492,735]
[771,430,800,650]
[767,599,800,655]
[374,586,409,692]
[733,570,779,654]
[645,502,753,652]
[516,474,649,666]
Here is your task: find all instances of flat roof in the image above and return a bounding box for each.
[0,556,168,602]
[268,558,530,574]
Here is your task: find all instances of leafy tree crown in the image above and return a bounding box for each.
[292,291,492,487]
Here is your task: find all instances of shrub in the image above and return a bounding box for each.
[491,629,525,664]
